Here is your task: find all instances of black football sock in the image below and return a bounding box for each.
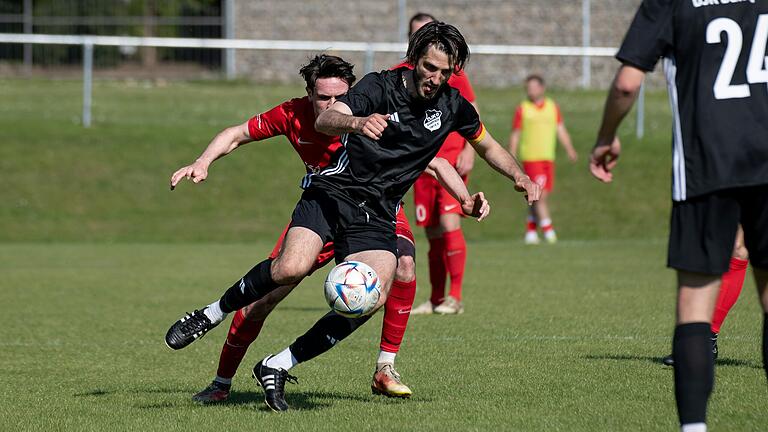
[763,313,768,383]
[673,322,714,426]
[219,259,279,313]
[289,311,373,363]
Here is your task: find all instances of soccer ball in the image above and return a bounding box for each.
[324,261,381,318]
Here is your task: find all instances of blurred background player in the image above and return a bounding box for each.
[663,226,749,366]
[509,75,577,245]
[406,13,480,316]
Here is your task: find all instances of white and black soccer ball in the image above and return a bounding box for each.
[324,261,381,318]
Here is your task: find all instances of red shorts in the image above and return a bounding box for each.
[413,172,468,227]
[523,161,555,192]
[269,206,414,274]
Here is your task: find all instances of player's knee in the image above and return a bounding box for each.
[271,256,311,284]
[395,255,416,282]
[732,242,749,261]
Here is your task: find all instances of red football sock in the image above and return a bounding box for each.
[711,257,748,334]
[526,216,537,232]
[444,229,466,301]
[215,308,265,380]
[380,278,417,353]
[427,236,447,305]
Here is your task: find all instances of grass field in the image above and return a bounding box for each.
[1,78,766,431]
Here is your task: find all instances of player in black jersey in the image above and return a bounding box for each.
[165,21,540,412]
[590,1,768,431]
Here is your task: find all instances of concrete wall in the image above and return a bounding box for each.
[234,0,664,88]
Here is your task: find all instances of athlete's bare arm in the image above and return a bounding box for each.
[315,101,390,140]
[425,157,490,221]
[170,121,252,190]
[471,131,541,205]
[590,65,645,183]
[508,129,521,157]
[557,123,578,162]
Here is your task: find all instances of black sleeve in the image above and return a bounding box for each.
[453,95,483,142]
[337,72,386,117]
[616,0,675,72]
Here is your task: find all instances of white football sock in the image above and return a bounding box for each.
[214,375,232,385]
[265,348,298,371]
[203,300,227,324]
[377,350,396,366]
[681,423,707,432]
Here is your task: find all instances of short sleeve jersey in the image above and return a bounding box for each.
[391,62,477,164]
[247,97,343,185]
[305,68,486,222]
[617,0,768,201]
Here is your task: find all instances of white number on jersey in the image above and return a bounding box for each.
[707,14,768,100]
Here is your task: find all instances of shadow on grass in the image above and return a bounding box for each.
[76,387,421,411]
[274,306,329,313]
[583,354,762,369]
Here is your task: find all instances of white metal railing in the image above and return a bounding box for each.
[0,33,643,136]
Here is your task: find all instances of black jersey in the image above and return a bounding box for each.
[617,0,768,201]
[304,68,485,221]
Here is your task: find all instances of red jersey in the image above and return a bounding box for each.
[247,97,342,180]
[390,62,477,165]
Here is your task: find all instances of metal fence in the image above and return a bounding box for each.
[0,0,225,75]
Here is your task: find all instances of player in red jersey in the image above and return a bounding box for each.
[168,55,488,403]
[404,13,479,315]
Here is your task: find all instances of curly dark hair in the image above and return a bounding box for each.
[406,21,470,72]
[299,54,356,90]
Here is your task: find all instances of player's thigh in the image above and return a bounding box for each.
[436,175,465,231]
[395,209,417,282]
[667,191,740,275]
[344,249,397,309]
[413,174,440,229]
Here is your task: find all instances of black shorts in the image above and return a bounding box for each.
[668,185,768,275]
[289,187,397,261]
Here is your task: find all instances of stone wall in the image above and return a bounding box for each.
[234,0,665,88]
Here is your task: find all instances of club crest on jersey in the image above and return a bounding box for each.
[424,109,442,132]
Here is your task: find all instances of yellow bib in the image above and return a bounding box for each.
[519,98,558,162]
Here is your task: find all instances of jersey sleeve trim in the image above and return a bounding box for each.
[512,106,523,130]
[466,123,486,145]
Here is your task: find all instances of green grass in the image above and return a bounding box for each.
[1,79,765,431]
[0,78,672,242]
[0,242,765,431]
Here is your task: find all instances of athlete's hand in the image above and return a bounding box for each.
[461,192,490,221]
[355,113,390,140]
[455,145,475,176]
[589,136,621,183]
[170,159,210,190]
[514,175,541,205]
[567,147,578,163]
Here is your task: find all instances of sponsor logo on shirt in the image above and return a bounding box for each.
[424,109,442,132]
[692,0,754,7]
